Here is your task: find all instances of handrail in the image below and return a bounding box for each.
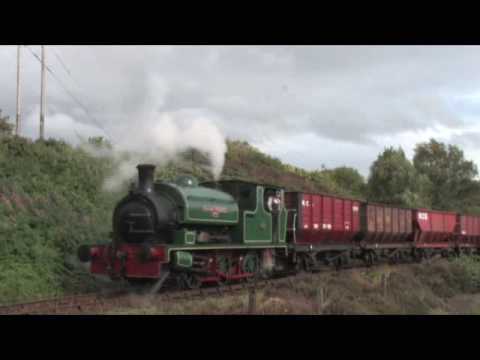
[286,209,297,244]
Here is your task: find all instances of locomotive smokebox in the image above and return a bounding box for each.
[137,164,156,193]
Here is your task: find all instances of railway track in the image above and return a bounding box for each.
[0,278,283,315]
[0,260,434,315]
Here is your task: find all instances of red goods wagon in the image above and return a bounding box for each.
[458,214,480,247]
[360,203,413,246]
[285,192,361,248]
[414,209,457,248]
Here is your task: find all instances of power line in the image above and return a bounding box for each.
[24,45,114,144]
[25,45,112,141]
[52,48,103,121]
[51,47,86,95]
[52,48,72,76]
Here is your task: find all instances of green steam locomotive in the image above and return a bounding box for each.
[78,164,290,289]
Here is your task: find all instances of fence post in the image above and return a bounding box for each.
[248,286,256,314]
[382,273,388,298]
[315,287,320,314]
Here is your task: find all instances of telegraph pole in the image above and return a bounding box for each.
[39,45,46,140]
[15,45,21,136]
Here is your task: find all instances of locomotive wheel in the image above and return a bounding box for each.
[243,253,260,282]
[243,253,259,273]
[217,255,232,281]
[179,272,202,290]
[295,259,305,274]
[210,255,231,285]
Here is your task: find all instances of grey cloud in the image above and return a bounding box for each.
[448,130,480,149]
[2,45,480,173]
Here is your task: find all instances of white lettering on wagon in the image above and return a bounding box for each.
[418,212,428,221]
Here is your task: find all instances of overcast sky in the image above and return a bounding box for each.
[1,45,480,177]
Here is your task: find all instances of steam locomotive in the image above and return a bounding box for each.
[77,164,480,290]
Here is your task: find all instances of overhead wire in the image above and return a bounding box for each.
[51,47,86,96]
[24,45,115,144]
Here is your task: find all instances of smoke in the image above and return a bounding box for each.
[98,75,227,192]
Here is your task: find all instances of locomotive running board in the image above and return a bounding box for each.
[361,243,412,249]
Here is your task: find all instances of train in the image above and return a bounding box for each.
[77,164,480,290]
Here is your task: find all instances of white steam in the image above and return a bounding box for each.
[98,113,227,192]
[98,75,227,192]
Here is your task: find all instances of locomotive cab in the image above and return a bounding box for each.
[202,180,287,244]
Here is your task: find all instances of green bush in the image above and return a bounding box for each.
[0,137,120,303]
[451,255,480,293]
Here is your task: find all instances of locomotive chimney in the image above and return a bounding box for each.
[137,164,155,193]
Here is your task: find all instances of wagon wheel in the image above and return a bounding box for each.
[367,252,374,267]
[363,251,374,267]
[295,258,305,274]
[414,249,425,263]
[305,256,315,272]
[335,254,347,270]
[388,250,399,265]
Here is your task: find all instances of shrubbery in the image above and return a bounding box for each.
[0,137,120,302]
[451,255,480,293]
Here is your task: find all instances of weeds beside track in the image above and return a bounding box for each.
[0,262,421,315]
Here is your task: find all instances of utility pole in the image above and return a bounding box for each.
[39,45,46,140]
[15,45,21,136]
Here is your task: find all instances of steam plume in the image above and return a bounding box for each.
[98,75,227,191]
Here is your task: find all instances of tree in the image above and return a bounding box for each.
[87,136,112,150]
[0,110,13,138]
[413,139,479,211]
[308,169,341,194]
[367,147,430,207]
[323,166,366,198]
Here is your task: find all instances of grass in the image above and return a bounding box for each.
[0,137,119,303]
